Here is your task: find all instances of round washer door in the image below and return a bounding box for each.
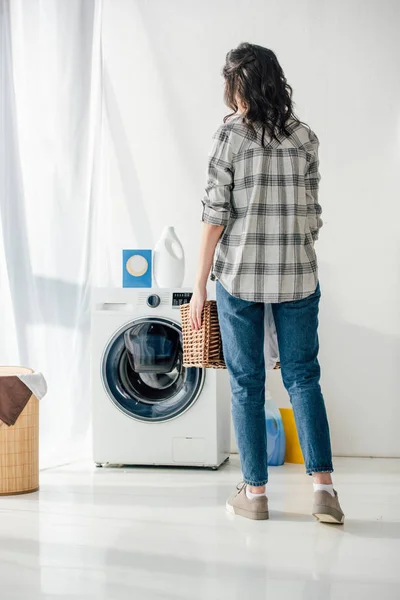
[101,317,204,423]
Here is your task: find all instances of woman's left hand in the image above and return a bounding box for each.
[189,285,207,330]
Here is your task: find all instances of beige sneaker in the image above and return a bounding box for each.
[226,483,269,520]
[312,489,345,524]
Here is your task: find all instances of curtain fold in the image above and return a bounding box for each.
[0,0,103,467]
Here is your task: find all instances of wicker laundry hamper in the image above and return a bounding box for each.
[0,367,39,495]
[180,301,226,369]
[180,301,282,371]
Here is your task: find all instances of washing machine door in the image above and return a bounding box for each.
[101,317,205,423]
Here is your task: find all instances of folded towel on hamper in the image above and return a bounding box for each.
[0,372,47,427]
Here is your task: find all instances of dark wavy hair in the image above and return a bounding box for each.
[223,43,301,145]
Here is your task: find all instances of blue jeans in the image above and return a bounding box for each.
[216,280,333,486]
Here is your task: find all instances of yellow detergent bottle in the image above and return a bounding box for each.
[279,408,304,464]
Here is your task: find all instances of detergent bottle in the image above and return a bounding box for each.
[153,226,185,288]
[265,390,286,466]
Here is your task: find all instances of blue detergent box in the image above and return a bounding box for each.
[122,249,152,288]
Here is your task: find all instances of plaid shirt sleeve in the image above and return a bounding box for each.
[305,132,323,241]
[201,126,233,227]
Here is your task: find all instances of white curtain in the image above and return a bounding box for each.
[0,0,103,467]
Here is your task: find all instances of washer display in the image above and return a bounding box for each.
[102,317,204,423]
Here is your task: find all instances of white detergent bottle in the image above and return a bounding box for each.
[153,226,185,288]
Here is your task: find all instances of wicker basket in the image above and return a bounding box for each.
[0,367,39,495]
[180,301,226,369]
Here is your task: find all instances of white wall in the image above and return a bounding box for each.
[101,0,400,457]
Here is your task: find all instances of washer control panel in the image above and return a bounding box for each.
[172,291,192,308]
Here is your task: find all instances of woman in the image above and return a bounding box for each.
[190,43,344,524]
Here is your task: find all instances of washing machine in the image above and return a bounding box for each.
[91,287,231,468]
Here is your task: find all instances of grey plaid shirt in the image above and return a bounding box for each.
[201,116,322,302]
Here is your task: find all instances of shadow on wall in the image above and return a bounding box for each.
[28,276,91,332]
[4,275,91,364]
[318,272,400,458]
[26,276,92,445]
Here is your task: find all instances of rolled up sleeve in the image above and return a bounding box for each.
[201,126,233,227]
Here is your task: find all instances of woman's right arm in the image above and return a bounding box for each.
[189,126,233,330]
[190,223,224,330]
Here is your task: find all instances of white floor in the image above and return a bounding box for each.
[0,457,399,600]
